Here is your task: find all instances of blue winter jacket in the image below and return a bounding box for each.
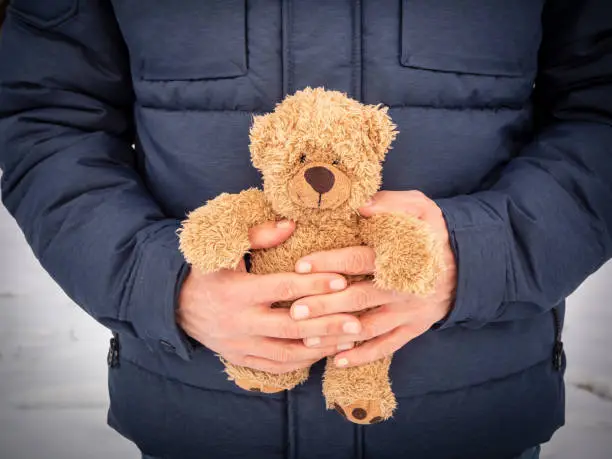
[1,1,611,458]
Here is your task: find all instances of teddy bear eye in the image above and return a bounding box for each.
[299,153,307,163]
[332,159,340,166]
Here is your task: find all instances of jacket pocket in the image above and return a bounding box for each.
[114,0,247,81]
[8,0,78,29]
[400,0,543,77]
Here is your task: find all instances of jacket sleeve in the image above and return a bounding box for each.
[435,0,612,327]
[0,1,192,359]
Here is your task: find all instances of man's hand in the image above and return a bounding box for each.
[290,191,457,368]
[177,220,362,374]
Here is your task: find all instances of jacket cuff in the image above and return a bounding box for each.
[126,221,193,360]
[434,195,509,329]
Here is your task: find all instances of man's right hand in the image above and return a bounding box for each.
[177,220,362,374]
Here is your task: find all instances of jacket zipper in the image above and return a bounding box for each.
[551,308,564,371]
[107,332,120,368]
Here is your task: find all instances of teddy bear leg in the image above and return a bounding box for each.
[223,360,311,394]
[322,355,396,425]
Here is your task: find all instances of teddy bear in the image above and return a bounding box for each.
[178,87,443,424]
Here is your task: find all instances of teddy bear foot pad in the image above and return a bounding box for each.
[333,399,385,425]
[234,378,285,394]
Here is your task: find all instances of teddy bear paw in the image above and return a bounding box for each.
[234,378,285,394]
[333,399,386,425]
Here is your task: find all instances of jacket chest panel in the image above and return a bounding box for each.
[111,0,543,112]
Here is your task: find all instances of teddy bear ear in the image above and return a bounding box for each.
[362,104,398,162]
[249,113,275,171]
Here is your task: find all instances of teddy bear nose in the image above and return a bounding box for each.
[304,166,335,194]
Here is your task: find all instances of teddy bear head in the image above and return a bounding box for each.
[249,87,397,221]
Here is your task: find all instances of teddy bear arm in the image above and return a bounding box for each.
[359,213,443,295]
[179,188,274,273]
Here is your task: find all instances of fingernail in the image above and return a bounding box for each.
[304,337,321,347]
[296,260,312,273]
[336,357,349,367]
[329,278,346,290]
[276,220,293,229]
[343,322,361,334]
[292,304,310,320]
[337,342,354,351]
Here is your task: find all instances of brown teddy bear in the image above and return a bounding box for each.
[179,87,442,424]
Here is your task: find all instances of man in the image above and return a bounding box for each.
[0,1,610,458]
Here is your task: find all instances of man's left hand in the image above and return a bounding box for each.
[290,190,457,368]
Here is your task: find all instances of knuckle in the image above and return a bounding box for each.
[271,346,293,363]
[350,287,371,309]
[347,251,369,273]
[309,298,327,317]
[327,318,344,336]
[272,279,297,301]
[361,323,378,340]
[279,322,300,339]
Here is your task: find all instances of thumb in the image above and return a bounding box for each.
[358,191,426,218]
[248,220,295,249]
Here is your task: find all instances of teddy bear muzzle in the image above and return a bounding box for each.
[304,166,335,194]
[288,161,352,210]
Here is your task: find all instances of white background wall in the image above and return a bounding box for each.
[0,202,610,459]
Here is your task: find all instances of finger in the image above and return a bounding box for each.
[357,303,414,340]
[248,220,295,250]
[223,353,319,375]
[303,335,356,351]
[303,303,409,344]
[249,337,344,362]
[358,190,428,218]
[246,271,348,304]
[291,281,397,319]
[234,258,247,273]
[333,324,422,368]
[295,246,376,275]
[249,308,362,340]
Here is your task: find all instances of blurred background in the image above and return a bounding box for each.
[0,198,611,459]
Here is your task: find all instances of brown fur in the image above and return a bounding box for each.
[179,87,443,423]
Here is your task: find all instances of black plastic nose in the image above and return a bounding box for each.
[304,166,335,194]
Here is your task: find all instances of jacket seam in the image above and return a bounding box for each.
[360,1,366,101]
[351,0,362,100]
[388,104,526,112]
[287,0,294,94]
[119,355,287,400]
[137,104,259,114]
[286,391,297,459]
[119,351,552,404]
[136,104,524,114]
